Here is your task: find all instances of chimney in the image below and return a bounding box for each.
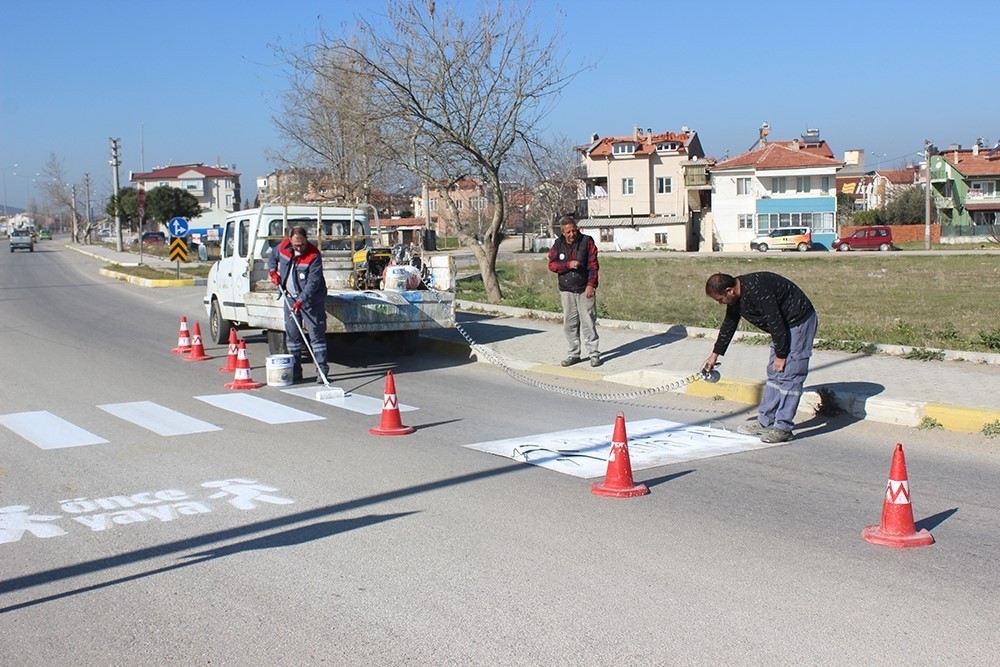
[646,129,653,145]
[973,143,980,156]
[633,125,639,142]
[591,133,599,143]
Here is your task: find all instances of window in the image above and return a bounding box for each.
[654,233,669,245]
[622,178,634,195]
[600,227,613,242]
[758,213,777,231]
[970,181,996,198]
[796,176,811,193]
[655,142,677,151]
[821,176,832,193]
[738,214,754,229]
[429,199,438,211]
[612,143,635,155]
[655,177,672,194]
[455,200,463,210]
[238,219,250,257]
[225,194,233,208]
[772,177,786,194]
[737,178,752,195]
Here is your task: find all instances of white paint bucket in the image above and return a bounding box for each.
[382,265,412,291]
[428,255,455,291]
[265,354,295,386]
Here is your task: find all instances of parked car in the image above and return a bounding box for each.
[38,228,52,240]
[833,225,894,251]
[141,231,167,245]
[9,229,34,252]
[750,227,812,252]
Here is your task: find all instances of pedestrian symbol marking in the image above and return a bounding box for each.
[195,394,325,424]
[98,401,221,437]
[0,411,108,450]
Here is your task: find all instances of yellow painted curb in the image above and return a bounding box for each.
[685,378,763,404]
[923,404,1000,434]
[99,268,195,288]
[529,364,603,380]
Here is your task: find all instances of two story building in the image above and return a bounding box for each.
[575,127,709,251]
[931,141,1000,233]
[131,163,240,229]
[709,130,843,251]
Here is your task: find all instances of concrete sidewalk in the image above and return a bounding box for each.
[422,302,1000,436]
[68,242,1000,435]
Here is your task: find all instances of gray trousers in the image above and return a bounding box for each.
[560,290,599,358]
[758,311,818,433]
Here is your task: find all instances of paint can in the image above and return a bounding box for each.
[383,265,422,291]
[428,255,455,291]
[265,354,295,386]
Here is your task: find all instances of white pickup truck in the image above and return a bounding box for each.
[203,205,455,355]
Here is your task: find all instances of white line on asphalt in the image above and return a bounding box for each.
[281,386,418,415]
[98,401,222,436]
[194,394,325,424]
[0,411,109,450]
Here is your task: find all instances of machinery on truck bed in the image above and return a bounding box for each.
[203,204,455,355]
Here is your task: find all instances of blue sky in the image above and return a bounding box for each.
[2,0,997,211]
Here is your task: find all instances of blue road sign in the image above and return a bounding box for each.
[168,217,190,237]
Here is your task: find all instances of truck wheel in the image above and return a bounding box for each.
[267,329,288,356]
[209,298,232,345]
[756,243,768,252]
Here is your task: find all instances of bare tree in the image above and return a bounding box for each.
[511,135,580,238]
[38,153,87,243]
[313,0,580,302]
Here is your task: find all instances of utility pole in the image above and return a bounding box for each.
[110,137,123,251]
[924,140,933,250]
[83,173,93,244]
[70,184,78,242]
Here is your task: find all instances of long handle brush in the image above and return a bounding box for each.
[276,287,343,401]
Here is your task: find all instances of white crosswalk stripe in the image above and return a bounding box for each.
[98,401,222,436]
[0,411,109,450]
[194,393,325,424]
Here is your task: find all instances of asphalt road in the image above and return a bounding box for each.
[2,240,999,665]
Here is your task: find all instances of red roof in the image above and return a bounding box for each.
[587,130,692,158]
[132,163,240,180]
[875,168,919,185]
[713,143,843,170]
[941,148,1000,177]
[375,217,423,228]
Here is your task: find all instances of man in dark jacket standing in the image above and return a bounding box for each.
[548,216,601,367]
[702,272,818,443]
[268,226,328,383]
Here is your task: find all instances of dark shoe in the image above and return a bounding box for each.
[590,355,602,367]
[560,356,581,367]
[737,419,768,436]
[760,427,792,443]
[292,366,304,383]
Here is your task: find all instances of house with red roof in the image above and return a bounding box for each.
[708,129,843,251]
[575,126,710,251]
[131,163,241,228]
[931,141,1000,230]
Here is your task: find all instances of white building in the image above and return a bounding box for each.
[131,163,241,228]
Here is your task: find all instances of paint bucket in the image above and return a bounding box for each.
[428,255,455,291]
[265,354,295,387]
[383,265,421,291]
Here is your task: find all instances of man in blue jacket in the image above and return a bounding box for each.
[268,226,328,383]
[702,272,818,443]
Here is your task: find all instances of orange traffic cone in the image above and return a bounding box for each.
[862,443,934,548]
[369,371,414,436]
[171,316,192,354]
[218,329,240,373]
[592,413,649,498]
[184,322,213,361]
[224,340,264,390]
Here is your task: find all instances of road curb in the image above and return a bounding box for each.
[427,318,1000,436]
[98,267,197,288]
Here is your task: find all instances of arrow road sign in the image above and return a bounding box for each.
[168,217,189,237]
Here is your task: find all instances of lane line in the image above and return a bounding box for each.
[195,394,325,424]
[98,401,222,436]
[0,411,109,450]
